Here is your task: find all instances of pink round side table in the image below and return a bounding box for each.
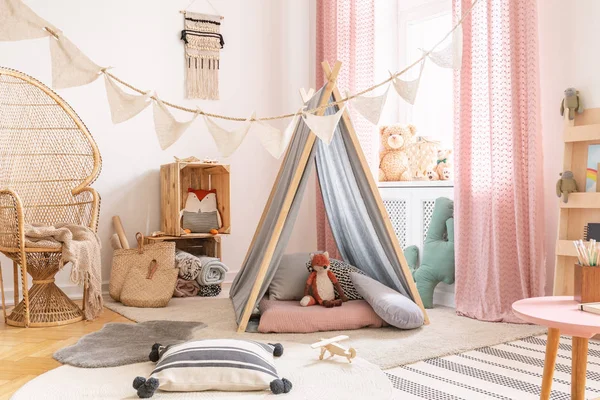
[512,296,600,400]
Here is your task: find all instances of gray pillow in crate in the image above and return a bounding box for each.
[182,210,220,233]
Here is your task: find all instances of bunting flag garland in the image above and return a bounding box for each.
[204,114,252,157]
[302,105,346,145]
[153,98,198,150]
[252,111,300,159]
[428,25,463,69]
[50,35,102,89]
[392,61,425,105]
[0,0,55,41]
[351,86,389,125]
[0,0,476,156]
[103,74,152,124]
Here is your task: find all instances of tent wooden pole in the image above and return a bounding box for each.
[236,61,343,333]
[322,61,430,325]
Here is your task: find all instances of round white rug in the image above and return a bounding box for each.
[12,343,392,400]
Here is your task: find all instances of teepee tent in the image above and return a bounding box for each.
[230,61,428,332]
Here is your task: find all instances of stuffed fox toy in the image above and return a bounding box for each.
[300,252,348,308]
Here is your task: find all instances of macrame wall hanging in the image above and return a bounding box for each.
[181,10,224,100]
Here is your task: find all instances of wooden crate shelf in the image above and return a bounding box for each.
[555,240,581,257]
[146,234,222,259]
[559,193,600,208]
[160,162,230,237]
[554,108,600,296]
[564,124,600,142]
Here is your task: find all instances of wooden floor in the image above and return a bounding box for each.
[0,305,130,400]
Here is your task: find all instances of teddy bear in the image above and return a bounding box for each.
[300,252,348,308]
[378,124,416,181]
[428,149,452,181]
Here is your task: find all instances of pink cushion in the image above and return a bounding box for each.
[258,299,387,333]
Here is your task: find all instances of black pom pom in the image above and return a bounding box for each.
[270,378,293,394]
[149,343,162,362]
[134,377,159,398]
[146,378,160,390]
[132,376,146,390]
[269,343,284,357]
[270,379,285,394]
[282,378,293,393]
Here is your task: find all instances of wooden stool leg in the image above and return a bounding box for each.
[12,261,18,306]
[540,327,560,400]
[572,336,589,400]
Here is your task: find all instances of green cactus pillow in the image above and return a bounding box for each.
[404,197,454,308]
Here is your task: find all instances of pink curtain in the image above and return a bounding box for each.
[454,0,545,322]
[315,0,374,256]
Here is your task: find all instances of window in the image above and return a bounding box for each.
[398,1,453,149]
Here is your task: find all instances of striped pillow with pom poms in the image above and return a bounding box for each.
[132,339,291,398]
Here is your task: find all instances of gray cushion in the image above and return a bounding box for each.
[350,272,424,329]
[269,253,311,301]
[182,210,219,233]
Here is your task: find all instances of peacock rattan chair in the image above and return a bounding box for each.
[0,67,101,327]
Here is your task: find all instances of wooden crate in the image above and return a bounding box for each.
[146,234,222,259]
[160,162,230,237]
[554,108,600,295]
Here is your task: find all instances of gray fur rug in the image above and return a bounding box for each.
[54,320,206,368]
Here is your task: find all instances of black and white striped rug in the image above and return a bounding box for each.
[385,335,600,399]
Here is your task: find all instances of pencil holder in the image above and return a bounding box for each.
[574,263,600,303]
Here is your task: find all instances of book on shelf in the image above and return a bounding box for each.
[580,302,600,315]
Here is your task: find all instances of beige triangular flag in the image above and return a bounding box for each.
[429,25,463,69]
[252,111,300,159]
[50,34,102,89]
[104,74,151,124]
[0,0,56,41]
[204,114,252,157]
[302,105,346,145]
[351,86,389,125]
[153,99,198,150]
[392,61,425,105]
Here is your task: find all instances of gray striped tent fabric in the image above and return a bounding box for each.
[182,210,219,233]
[148,339,281,393]
[385,334,600,399]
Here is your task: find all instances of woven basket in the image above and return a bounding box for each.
[109,233,177,306]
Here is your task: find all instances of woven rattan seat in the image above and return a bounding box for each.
[0,67,101,327]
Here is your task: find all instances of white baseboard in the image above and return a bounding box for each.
[433,283,455,308]
[225,270,238,284]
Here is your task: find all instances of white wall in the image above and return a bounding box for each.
[538,0,600,293]
[0,0,316,303]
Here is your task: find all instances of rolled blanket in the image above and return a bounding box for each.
[198,284,221,297]
[173,278,200,297]
[175,249,203,280]
[195,256,228,286]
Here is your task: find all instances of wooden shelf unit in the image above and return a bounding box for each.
[160,162,231,237]
[146,234,222,259]
[554,108,600,296]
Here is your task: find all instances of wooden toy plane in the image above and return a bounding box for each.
[311,335,357,363]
